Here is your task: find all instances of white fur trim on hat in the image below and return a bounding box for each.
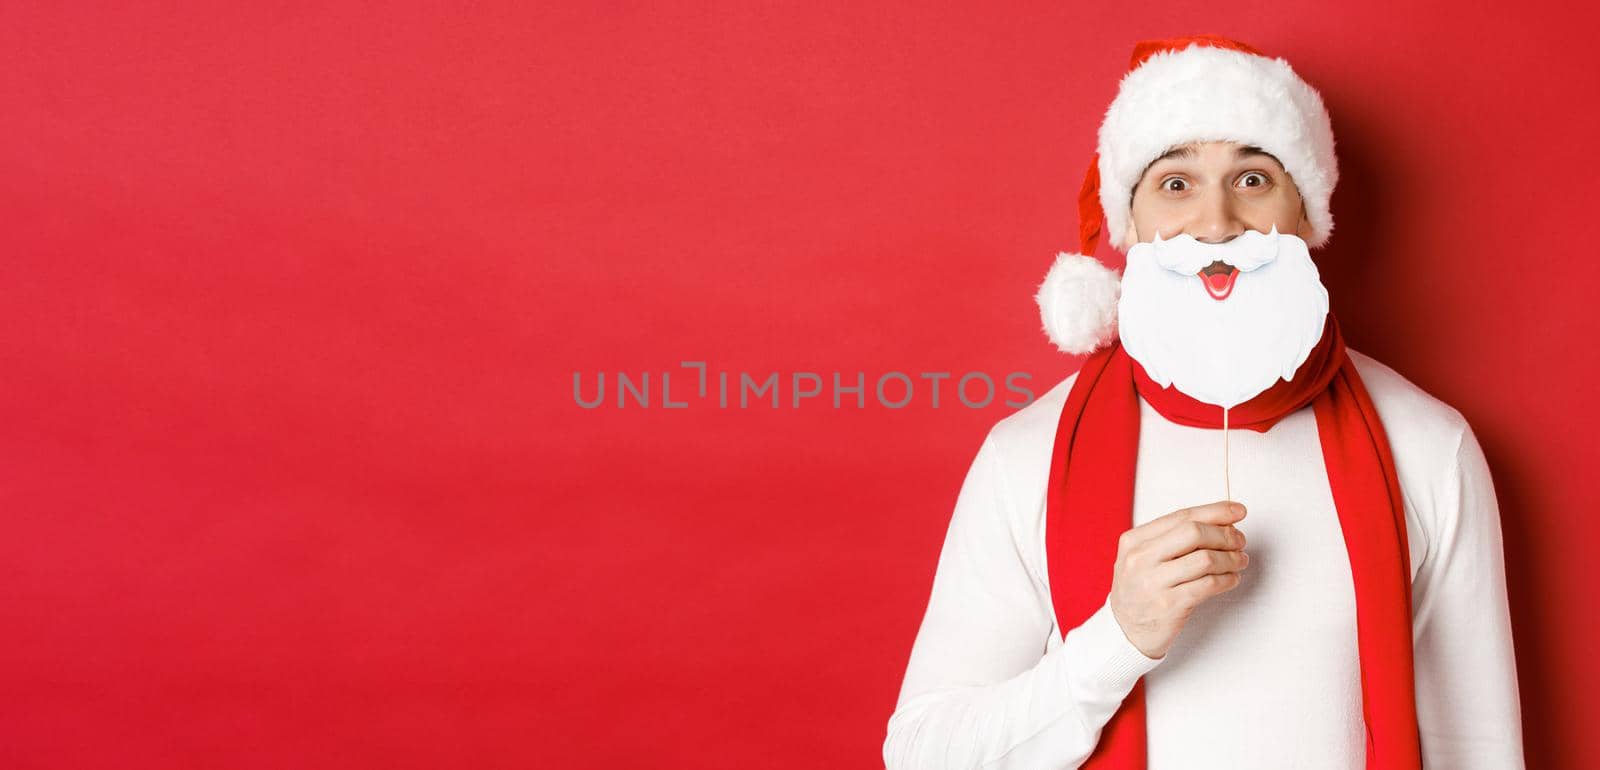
[1097,44,1338,252]
[1035,252,1121,355]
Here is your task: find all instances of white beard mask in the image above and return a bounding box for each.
[1116,225,1330,409]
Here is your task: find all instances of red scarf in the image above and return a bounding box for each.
[1045,311,1423,768]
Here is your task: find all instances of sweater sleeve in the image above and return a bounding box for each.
[1409,424,1527,768]
[883,433,1164,770]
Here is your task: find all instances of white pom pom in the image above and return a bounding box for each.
[1034,252,1121,355]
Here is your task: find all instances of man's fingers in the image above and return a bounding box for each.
[1157,547,1250,588]
[1173,570,1244,605]
[1123,500,1246,550]
[1147,507,1247,562]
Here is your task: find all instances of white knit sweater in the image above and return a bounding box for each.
[883,348,1525,769]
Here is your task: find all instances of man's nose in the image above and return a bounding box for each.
[1191,187,1246,244]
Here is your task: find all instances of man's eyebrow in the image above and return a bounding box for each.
[1152,144,1198,164]
[1234,144,1277,162]
[1138,144,1198,182]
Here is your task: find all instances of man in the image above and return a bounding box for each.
[882,35,1524,769]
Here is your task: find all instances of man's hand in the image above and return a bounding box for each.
[1108,500,1250,659]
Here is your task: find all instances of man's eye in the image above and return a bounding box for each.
[1239,172,1270,188]
[1161,178,1187,192]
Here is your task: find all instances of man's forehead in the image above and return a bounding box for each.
[1151,142,1280,166]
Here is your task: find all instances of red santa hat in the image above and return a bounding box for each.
[1036,34,1340,355]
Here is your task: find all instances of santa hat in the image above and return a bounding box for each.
[1036,34,1340,355]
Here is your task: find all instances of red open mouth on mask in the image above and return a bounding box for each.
[1199,260,1240,301]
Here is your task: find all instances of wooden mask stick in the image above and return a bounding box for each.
[1223,404,1232,501]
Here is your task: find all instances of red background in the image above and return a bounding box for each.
[3,3,1596,768]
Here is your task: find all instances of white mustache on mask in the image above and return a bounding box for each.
[1149,224,1285,274]
[1117,225,1330,409]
